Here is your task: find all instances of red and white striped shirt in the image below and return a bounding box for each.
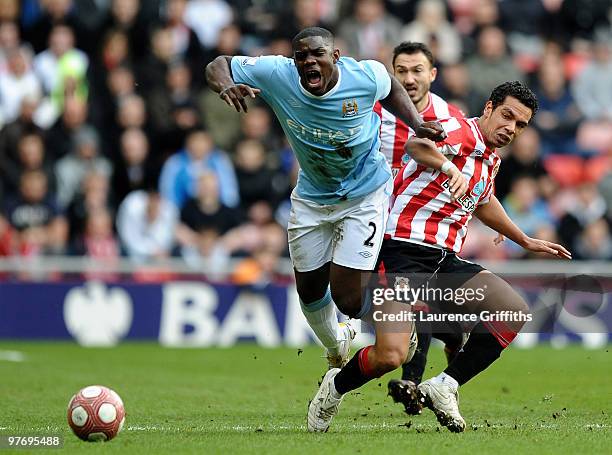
[385,116,501,253]
[374,93,464,175]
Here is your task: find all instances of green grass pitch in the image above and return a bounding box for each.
[0,342,610,454]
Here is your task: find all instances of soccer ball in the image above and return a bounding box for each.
[67,385,125,442]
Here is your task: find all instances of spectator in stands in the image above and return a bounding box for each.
[231,246,284,286]
[0,96,42,180]
[0,213,13,256]
[466,26,525,109]
[495,127,554,201]
[86,28,134,124]
[176,172,242,269]
[23,0,84,54]
[96,0,148,60]
[233,139,287,214]
[147,60,202,154]
[162,0,204,77]
[502,175,555,257]
[72,208,119,259]
[533,49,584,156]
[66,171,113,240]
[574,217,612,260]
[558,182,608,255]
[111,128,154,204]
[0,20,20,74]
[200,24,245,150]
[73,208,121,280]
[224,200,287,258]
[137,25,175,97]
[111,93,151,160]
[1,129,55,197]
[552,0,611,44]
[276,0,331,42]
[3,169,68,255]
[0,0,19,23]
[184,0,234,49]
[45,96,88,159]
[0,46,42,128]
[159,128,239,209]
[116,186,178,262]
[498,0,548,59]
[116,93,147,131]
[33,24,88,118]
[437,62,481,116]
[572,38,612,121]
[55,126,112,209]
[401,0,462,65]
[338,0,402,60]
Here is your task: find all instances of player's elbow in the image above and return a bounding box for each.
[205,56,232,83]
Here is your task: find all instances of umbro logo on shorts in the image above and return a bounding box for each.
[358,251,373,258]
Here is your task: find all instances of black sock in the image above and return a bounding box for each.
[401,330,431,383]
[435,327,464,353]
[334,347,376,395]
[444,322,505,386]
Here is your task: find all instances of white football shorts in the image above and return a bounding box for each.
[288,179,391,272]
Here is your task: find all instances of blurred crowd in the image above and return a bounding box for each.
[0,0,611,283]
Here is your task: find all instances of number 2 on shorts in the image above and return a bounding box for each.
[364,221,377,247]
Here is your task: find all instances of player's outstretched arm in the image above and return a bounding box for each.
[205,56,260,113]
[474,195,572,259]
[379,76,446,141]
[405,137,468,202]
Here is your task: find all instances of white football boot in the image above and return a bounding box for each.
[326,321,356,369]
[307,368,343,432]
[418,378,466,432]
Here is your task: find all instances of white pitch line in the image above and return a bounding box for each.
[0,351,26,362]
[1,422,608,433]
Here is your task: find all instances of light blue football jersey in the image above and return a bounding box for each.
[231,55,392,204]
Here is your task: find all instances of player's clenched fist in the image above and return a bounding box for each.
[415,120,447,142]
[219,84,261,112]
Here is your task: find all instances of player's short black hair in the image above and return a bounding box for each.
[292,27,334,49]
[392,42,435,68]
[489,81,538,116]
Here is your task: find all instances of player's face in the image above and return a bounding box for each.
[293,36,340,96]
[481,96,532,148]
[393,52,436,111]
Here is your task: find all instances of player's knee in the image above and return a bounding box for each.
[375,347,407,373]
[330,289,362,318]
[507,296,530,325]
[296,283,328,305]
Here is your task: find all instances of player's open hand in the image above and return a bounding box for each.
[219,84,261,112]
[445,166,468,202]
[522,237,572,259]
[415,121,447,142]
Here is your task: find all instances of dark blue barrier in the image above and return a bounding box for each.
[0,280,610,347]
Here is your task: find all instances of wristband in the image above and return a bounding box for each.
[441,160,456,175]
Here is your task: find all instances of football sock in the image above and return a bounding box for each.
[300,287,342,353]
[444,321,516,386]
[401,328,431,383]
[334,346,376,395]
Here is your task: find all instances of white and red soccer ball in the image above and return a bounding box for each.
[67,385,125,442]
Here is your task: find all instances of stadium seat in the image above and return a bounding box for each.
[543,155,585,187]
